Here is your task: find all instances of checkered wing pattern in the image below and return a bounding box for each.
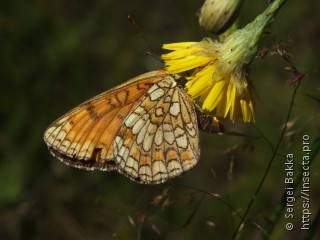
[114,75,200,184]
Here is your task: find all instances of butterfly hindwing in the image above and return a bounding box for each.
[44,70,168,171]
[114,75,200,184]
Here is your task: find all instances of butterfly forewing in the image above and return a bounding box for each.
[114,75,200,184]
[44,70,168,171]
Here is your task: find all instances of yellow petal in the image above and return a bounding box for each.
[231,95,241,122]
[224,79,235,117]
[186,65,216,98]
[199,87,212,103]
[202,80,226,111]
[162,47,199,60]
[240,88,255,123]
[162,42,197,50]
[165,55,211,73]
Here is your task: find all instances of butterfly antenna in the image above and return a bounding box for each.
[127,15,163,63]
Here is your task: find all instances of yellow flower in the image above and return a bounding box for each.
[162,39,255,123]
[162,0,287,123]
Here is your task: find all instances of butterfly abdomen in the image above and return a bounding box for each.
[195,106,225,133]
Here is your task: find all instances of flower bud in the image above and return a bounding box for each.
[199,0,243,34]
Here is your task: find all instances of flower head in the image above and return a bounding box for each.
[162,0,287,123]
[162,39,254,123]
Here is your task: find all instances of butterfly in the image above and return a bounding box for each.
[44,70,224,184]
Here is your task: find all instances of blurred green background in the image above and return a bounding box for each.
[1,0,319,239]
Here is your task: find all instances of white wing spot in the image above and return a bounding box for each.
[136,119,149,145]
[176,134,188,148]
[143,131,154,152]
[169,102,180,116]
[124,113,139,128]
[155,107,164,116]
[147,84,160,94]
[163,95,171,103]
[118,146,129,161]
[154,127,163,146]
[152,161,167,175]
[163,123,174,144]
[132,117,146,135]
[125,106,147,126]
[125,157,138,175]
[134,106,146,115]
[119,159,125,168]
[164,131,175,144]
[174,126,188,148]
[139,166,152,179]
[174,127,184,137]
[168,160,183,175]
[150,88,165,101]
